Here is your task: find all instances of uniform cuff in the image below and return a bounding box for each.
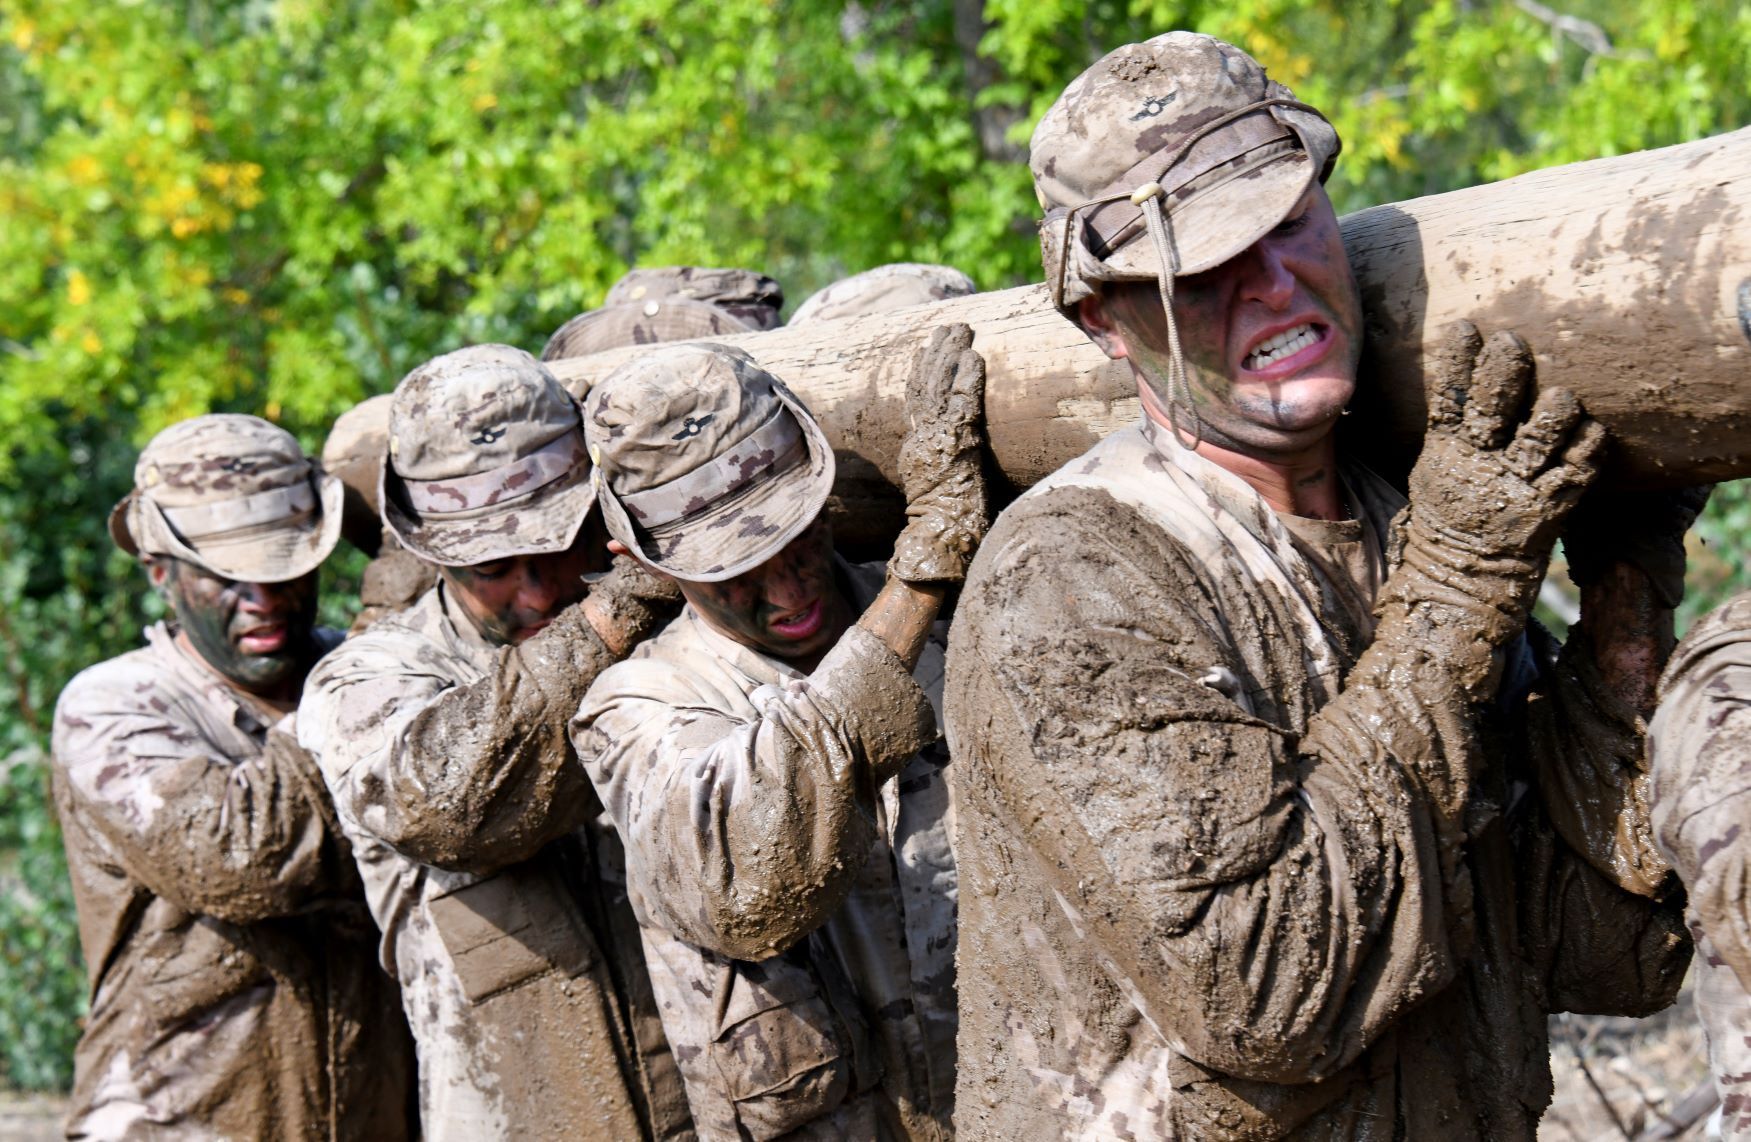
[810,624,939,785]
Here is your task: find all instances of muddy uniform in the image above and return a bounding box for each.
[52,621,411,1141]
[1650,592,1751,1138]
[575,560,956,1140]
[299,582,691,1141]
[946,419,1688,1139]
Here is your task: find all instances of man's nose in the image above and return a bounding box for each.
[517,565,571,615]
[1240,240,1296,309]
[760,560,813,611]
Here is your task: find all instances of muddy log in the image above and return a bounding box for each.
[300,127,1740,553]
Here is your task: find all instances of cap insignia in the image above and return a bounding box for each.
[672,414,714,441]
[470,425,507,446]
[1130,93,1177,121]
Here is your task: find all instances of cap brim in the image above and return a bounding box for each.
[598,388,836,583]
[381,449,599,568]
[1105,147,1316,279]
[128,474,347,583]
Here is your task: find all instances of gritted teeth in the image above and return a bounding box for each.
[1244,322,1319,370]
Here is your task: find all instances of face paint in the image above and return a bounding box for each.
[676,515,854,662]
[1108,184,1364,456]
[440,516,609,646]
[161,560,320,697]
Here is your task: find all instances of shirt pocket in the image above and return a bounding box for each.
[428,860,599,1004]
[711,939,880,1141]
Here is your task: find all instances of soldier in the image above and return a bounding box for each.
[51,414,412,1140]
[604,265,785,330]
[297,344,693,1140]
[572,330,986,1139]
[788,263,976,325]
[943,32,1692,1138]
[1648,580,1751,1138]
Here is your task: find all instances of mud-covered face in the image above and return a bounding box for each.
[676,515,853,661]
[155,559,319,695]
[1099,184,1364,456]
[439,515,610,646]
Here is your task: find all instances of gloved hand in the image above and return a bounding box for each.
[1563,484,1712,610]
[1386,321,1608,681]
[889,323,989,585]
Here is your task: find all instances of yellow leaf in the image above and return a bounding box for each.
[80,330,102,354]
[66,154,102,186]
[264,400,283,421]
[10,18,35,52]
[223,287,251,305]
[66,270,92,307]
[474,92,499,112]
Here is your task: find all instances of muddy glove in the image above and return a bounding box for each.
[1384,320,1608,699]
[585,553,684,654]
[889,323,989,584]
[1563,485,1712,610]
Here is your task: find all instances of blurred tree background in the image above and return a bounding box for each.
[1,0,1747,1092]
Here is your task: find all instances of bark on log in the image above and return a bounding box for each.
[332,128,1751,551]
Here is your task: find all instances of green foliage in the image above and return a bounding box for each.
[1,0,1749,1092]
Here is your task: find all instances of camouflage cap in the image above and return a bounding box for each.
[380,344,597,567]
[319,392,393,555]
[586,343,834,583]
[109,413,344,583]
[788,263,978,325]
[604,266,785,331]
[540,298,756,362]
[1032,31,1340,310]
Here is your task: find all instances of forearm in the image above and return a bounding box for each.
[855,578,945,671]
[1573,561,1675,718]
[581,631,938,959]
[75,734,346,922]
[383,615,614,869]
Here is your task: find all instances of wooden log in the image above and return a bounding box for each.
[546,127,1751,514]
[328,128,1751,550]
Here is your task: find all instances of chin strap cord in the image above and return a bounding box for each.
[1134,183,1203,450]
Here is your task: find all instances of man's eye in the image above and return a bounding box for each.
[470,563,512,580]
[1273,212,1308,235]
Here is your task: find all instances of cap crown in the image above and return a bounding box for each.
[605,266,784,330]
[540,299,754,362]
[388,344,577,481]
[1032,32,1294,209]
[137,414,313,509]
[588,344,784,495]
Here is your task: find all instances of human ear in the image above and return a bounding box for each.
[1077,293,1131,362]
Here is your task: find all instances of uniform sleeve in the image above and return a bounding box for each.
[572,624,938,962]
[946,487,1512,1085]
[1647,615,1751,989]
[299,603,611,874]
[51,672,349,925]
[1517,625,1690,1015]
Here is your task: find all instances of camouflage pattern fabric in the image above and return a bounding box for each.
[574,560,957,1141]
[605,265,785,331]
[944,420,1688,1139]
[298,583,693,1141]
[1650,591,1751,1138]
[1028,32,1339,311]
[51,622,412,1141]
[380,344,596,567]
[110,413,344,582]
[541,299,756,362]
[587,343,836,583]
[788,264,975,325]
